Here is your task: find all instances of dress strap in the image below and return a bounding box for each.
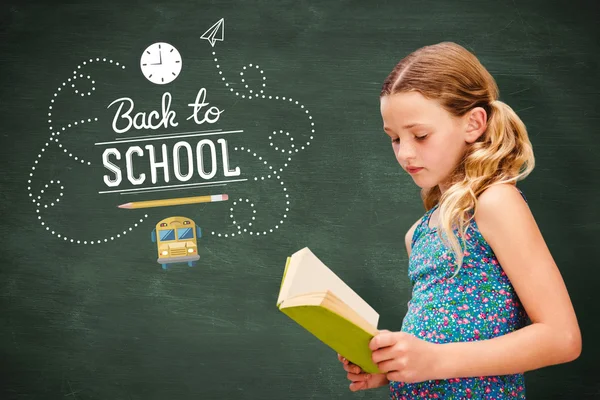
[411,205,437,248]
[516,187,527,203]
[411,186,526,248]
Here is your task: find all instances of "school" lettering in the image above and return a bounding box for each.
[102,138,241,187]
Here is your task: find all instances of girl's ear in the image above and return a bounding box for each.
[464,107,487,143]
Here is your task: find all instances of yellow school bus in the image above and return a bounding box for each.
[151,216,201,270]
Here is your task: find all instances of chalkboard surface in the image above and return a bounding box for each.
[1,1,598,399]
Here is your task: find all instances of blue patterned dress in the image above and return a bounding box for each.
[389,188,530,399]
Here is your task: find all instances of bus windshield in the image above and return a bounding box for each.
[159,229,175,241]
[178,228,194,240]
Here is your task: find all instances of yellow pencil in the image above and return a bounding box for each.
[118,194,229,209]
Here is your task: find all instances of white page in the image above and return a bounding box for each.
[280,247,379,328]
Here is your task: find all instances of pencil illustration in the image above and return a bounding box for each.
[118,194,229,209]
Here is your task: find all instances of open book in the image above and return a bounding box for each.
[276,247,382,374]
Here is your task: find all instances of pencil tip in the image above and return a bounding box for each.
[118,203,131,209]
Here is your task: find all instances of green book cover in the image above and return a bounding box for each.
[277,249,381,374]
[279,302,381,374]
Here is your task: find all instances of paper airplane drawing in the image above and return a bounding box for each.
[201,18,225,47]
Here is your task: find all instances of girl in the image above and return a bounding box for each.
[339,42,582,399]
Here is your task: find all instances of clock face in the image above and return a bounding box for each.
[140,42,182,85]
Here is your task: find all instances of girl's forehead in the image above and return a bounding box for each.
[381,93,446,123]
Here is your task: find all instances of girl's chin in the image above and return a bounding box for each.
[410,176,434,188]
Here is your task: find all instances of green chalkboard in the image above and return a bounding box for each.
[1,1,598,399]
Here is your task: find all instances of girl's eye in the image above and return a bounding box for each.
[391,135,427,143]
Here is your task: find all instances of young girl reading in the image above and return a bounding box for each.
[338,42,582,399]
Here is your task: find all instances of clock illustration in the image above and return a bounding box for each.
[140,42,182,85]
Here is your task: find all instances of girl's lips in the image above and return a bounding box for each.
[407,167,423,173]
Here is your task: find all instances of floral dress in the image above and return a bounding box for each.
[390,189,530,399]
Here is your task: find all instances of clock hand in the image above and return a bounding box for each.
[150,50,163,65]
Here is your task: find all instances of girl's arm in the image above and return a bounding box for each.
[435,184,581,379]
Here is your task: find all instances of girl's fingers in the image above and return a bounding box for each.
[349,381,367,392]
[338,354,350,365]
[347,372,370,381]
[342,363,362,374]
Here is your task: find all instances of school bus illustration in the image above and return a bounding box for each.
[151,216,201,270]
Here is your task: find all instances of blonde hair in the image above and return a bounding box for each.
[381,42,535,276]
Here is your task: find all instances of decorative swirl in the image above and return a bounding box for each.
[208,49,314,238]
[215,146,290,237]
[29,57,149,245]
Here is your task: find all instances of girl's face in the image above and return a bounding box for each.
[380,91,473,194]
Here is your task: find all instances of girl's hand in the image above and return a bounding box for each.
[337,353,389,391]
[369,330,440,384]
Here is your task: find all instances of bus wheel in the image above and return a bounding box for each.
[161,264,169,270]
[187,261,196,267]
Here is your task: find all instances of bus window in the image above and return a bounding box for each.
[159,229,175,241]
[178,228,194,240]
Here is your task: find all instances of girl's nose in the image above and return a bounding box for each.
[396,142,416,163]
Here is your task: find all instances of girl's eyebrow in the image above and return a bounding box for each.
[402,122,429,129]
